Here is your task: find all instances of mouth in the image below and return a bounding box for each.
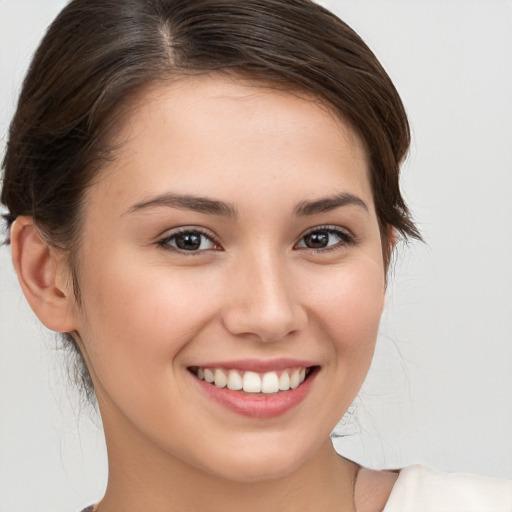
[187,358,320,418]
[188,365,317,395]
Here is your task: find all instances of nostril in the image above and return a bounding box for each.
[219,262,307,341]
[221,304,306,342]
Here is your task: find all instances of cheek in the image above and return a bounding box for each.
[75,253,221,387]
[308,258,385,360]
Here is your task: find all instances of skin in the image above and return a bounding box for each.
[11,75,397,511]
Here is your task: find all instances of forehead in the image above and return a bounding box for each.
[88,74,372,214]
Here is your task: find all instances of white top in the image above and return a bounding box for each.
[383,464,512,512]
[80,465,512,512]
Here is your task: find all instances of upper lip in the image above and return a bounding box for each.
[188,358,318,373]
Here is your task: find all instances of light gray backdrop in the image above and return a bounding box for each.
[1,1,511,511]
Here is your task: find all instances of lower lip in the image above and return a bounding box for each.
[191,369,318,419]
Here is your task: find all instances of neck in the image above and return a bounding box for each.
[98,421,358,512]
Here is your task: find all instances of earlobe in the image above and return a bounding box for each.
[382,226,398,271]
[388,227,398,256]
[10,216,78,333]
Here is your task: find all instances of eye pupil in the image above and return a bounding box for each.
[176,233,202,250]
[304,231,329,248]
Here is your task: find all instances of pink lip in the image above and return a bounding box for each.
[191,358,318,373]
[190,366,319,419]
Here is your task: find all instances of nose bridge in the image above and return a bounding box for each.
[222,246,304,342]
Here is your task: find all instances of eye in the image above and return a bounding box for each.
[295,226,355,251]
[158,228,219,253]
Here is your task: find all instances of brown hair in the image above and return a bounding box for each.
[1,0,421,399]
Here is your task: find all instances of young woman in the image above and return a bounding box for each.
[1,1,511,511]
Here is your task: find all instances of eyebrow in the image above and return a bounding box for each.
[127,193,238,217]
[294,192,369,216]
[127,191,368,218]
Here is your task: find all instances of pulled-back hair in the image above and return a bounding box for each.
[1,0,420,399]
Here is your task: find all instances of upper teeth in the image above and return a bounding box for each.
[195,367,308,394]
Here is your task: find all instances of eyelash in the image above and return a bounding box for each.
[157,227,221,255]
[156,225,356,255]
[294,225,356,253]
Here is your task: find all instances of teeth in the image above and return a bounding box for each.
[243,371,262,393]
[279,371,290,391]
[290,369,300,389]
[194,366,311,394]
[214,368,227,388]
[227,370,243,391]
[261,372,279,393]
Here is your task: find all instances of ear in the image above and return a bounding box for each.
[10,216,78,333]
[387,226,398,254]
[382,226,398,277]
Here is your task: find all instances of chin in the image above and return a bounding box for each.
[201,439,318,484]
[216,460,302,484]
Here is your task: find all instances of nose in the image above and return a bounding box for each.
[221,252,307,342]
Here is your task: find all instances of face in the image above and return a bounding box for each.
[71,75,386,482]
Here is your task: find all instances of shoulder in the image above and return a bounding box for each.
[382,464,512,512]
[354,467,399,512]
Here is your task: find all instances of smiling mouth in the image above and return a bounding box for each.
[188,366,317,394]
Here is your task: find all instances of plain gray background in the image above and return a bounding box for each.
[1,1,511,511]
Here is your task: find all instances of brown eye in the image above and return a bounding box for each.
[160,230,217,252]
[296,227,354,250]
[303,230,330,249]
